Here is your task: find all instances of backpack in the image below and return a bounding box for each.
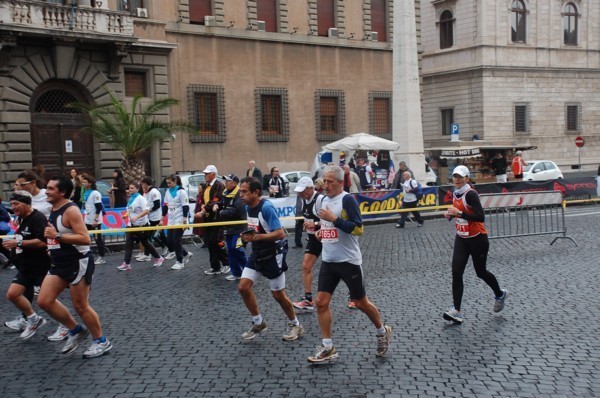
[413,180,424,201]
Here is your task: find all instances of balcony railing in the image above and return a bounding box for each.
[1,0,134,37]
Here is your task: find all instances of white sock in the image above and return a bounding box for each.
[322,338,333,349]
[26,313,38,320]
[376,326,386,336]
[252,314,263,325]
[290,317,299,326]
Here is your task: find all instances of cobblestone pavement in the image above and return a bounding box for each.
[1,207,599,398]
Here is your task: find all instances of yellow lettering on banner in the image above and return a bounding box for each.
[359,201,370,213]
[425,194,435,206]
[370,201,381,212]
[386,198,396,210]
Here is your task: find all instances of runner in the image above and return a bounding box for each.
[80,174,106,265]
[138,176,170,262]
[161,174,193,270]
[2,191,50,340]
[237,177,304,342]
[38,175,112,358]
[308,165,391,363]
[442,165,508,324]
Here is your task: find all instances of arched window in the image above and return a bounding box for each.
[439,10,454,49]
[563,3,578,46]
[34,90,81,114]
[511,0,526,43]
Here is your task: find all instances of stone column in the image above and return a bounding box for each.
[392,0,426,181]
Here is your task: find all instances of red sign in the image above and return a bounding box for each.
[575,136,585,147]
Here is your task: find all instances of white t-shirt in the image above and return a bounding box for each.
[164,188,189,225]
[144,187,162,222]
[127,195,149,227]
[402,179,418,203]
[84,190,103,225]
[32,189,52,218]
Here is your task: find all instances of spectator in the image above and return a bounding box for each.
[246,160,263,182]
[355,158,374,191]
[265,167,287,198]
[342,165,360,193]
[491,152,508,183]
[110,169,127,208]
[395,171,424,229]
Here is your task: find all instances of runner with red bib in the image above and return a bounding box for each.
[442,165,509,324]
[512,150,527,179]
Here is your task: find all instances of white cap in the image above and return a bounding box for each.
[294,176,315,192]
[515,150,522,156]
[452,165,470,177]
[203,165,218,174]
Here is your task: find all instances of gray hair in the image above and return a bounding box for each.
[323,165,344,182]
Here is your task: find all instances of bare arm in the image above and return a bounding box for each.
[44,206,91,245]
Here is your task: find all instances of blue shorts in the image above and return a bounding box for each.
[48,252,95,286]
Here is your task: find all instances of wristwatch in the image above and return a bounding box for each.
[55,233,62,241]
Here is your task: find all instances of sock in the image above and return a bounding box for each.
[290,317,299,327]
[26,312,38,320]
[69,324,82,335]
[305,292,313,302]
[252,314,263,325]
[322,338,333,349]
[376,326,386,336]
[94,336,107,343]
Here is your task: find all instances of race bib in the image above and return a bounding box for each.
[247,217,260,233]
[15,247,23,254]
[320,222,339,243]
[47,238,61,250]
[168,205,176,214]
[455,218,470,238]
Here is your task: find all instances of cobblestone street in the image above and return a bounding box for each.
[1,207,599,397]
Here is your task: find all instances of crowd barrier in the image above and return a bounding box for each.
[481,191,576,246]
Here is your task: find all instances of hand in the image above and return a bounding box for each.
[315,229,322,241]
[317,206,337,223]
[303,221,316,231]
[447,207,461,217]
[44,222,58,239]
[2,239,16,250]
[241,231,256,243]
[212,204,219,213]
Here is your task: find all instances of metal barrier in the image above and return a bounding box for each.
[481,191,576,246]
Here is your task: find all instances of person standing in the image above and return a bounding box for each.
[110,169,128,208]
[308,166,391,363]
[342,165,360,193]
[237,177,304,342]
[38,175,112,358]
[442,165,509,324]
[511,151,528,180]
[117,182,164,271]
[395,171,424,229]
[162,174,193,270]
[491,152,508,183]
[265,167,287,198]
[215,174,247,281]
[138,176,170,262]
[355,158,374,191]
[196,165,229,275]
[80,174,106,265]
[292,177,324,312]
[2,191,50,340]
[246,160,263,182]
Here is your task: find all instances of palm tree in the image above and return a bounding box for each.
[72,89,190,183]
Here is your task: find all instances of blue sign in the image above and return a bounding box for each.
[451,123,459,135]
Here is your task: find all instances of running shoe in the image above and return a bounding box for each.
[493,289,509,313]
[161,247,170,256]
[183,251,194,264]
[225,274,241,281]
[83,339,113,358]
[164,252,176,260]
[241,321,268,340]
[293,298,315,311]
[153,257,165,267]
[282,322,304,341]
[4,315,26,331]
[34,286,41,296]
[375,325,392,357]
[47,324,69,341]
[95,256,106,264]
[171,262,184,270]
[443,307,464,324]
[204,268,221,275]
[20,316,47,340]
[117,263,131,271]
[307,345,338,363]
[136,254,151,262]
[62,327,90,354]
[220,265,230,274]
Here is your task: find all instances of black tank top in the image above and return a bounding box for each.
[48,202,89,265]
[301,193,323,223]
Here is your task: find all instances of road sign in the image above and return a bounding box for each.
[575,136,585,147]
[450,123,459,142]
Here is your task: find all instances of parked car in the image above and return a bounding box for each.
[159,172,206,203]
[280,171,312,193]
[522,160,564,181]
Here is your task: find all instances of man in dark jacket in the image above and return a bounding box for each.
[195,165,230,275]
[216,174,248,281]
[246,160,263,182]
[491,152,508,183]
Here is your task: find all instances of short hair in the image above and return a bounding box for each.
[323,165,344,182]
[17,170,43,188]
[80,173,97,190]
[240,177,262,194]
[141,176,154,186]
[49,175,74,199]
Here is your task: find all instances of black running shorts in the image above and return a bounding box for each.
[48,252,95,285]
[318,261,366,300]
[12,270,47,289]
[304,235,322,257]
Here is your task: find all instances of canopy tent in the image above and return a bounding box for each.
[322,133,400,152]
[430,144,538,159]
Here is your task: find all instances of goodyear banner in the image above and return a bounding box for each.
[354,188,438,219]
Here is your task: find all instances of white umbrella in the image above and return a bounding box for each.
[322,133,400,152]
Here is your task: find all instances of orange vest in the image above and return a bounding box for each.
[512,156,523,175]
[453,188,487,238]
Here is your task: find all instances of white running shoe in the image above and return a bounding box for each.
[183,251,194,264]
[164,252,176,260]
[95,256,106,265]
[153,257,165,267]
[171,261,184,270]
[117,263,132,271]
[220,265,230,274]
[136,254,151,262]
[83,339,113,358]
[62,327,90,354]
[4,315,27,331]
[48,324,69,341]
[20,316,47,340]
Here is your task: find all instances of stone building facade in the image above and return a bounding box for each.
[421,0,600,170]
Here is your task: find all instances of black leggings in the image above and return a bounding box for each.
[451,234,502,311]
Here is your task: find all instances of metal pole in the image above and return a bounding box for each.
[578,147,581,174]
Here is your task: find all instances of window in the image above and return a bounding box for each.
[257,0,278,32]
[189,0,212,25]
[124,71,147,97]
[441,108,454,135]
[317,0,335,37]
[563,3,578,46]
[187,85,226,143]
[370,0,387,42]
[566,103,580,132]
[369,91,392,140]
[315,89,345,141]
[511,0,526,43]
[514,103,529,133]
[439,10,454,49]
[119,0,144,12]
[255,88,289,142]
